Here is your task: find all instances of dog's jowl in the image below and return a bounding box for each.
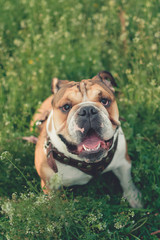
[33,71,142,208]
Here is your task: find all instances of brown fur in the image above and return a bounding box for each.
[33,73,130,193]
[125,140,131,163]
[30,96,53,131]
[35,121,52,193]
[52,80,119,138]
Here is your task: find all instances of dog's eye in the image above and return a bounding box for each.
[100,98,111,107]
[61,104,72,112]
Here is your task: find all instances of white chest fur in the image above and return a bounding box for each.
[55,161,92,187]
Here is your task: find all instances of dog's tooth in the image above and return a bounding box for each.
[83,145,87,151]
[83,145,89,151]
[97,143,100,149]
[83,145,90,151]
[83,143,101,152]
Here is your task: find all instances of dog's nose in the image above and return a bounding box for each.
[78,106,98,117]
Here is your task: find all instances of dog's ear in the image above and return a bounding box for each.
[51,78,69,94]
[96,71,117,92]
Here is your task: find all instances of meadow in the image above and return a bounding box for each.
[0,0,160,239]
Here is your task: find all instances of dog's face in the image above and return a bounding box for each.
[49,71,120,163]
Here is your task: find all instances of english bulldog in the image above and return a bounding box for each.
[33,71,142,208]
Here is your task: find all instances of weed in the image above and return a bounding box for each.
[0,0,160,239]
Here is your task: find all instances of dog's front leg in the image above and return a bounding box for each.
[112,161,143,208]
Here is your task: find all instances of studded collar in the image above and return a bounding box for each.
[45,135,118,176]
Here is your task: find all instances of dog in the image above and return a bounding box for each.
[32,71,142,208]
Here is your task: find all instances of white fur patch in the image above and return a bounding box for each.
[55,161,92,187]
[46,110,82,160]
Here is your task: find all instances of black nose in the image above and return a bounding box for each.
[78,106,98,117]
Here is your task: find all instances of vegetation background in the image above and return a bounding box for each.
[0,0,159,239]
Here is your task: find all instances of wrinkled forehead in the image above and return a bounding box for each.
[53,79,114,106]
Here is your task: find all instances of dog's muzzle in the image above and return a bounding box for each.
[65,105,117,163]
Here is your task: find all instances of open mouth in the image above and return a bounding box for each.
[77,129,113,154]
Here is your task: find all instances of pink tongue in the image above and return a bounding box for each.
[82,135,101,148]
[77,134,104,153]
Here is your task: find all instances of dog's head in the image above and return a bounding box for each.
[47,71,120,163]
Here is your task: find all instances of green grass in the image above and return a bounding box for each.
[0,0,160,239]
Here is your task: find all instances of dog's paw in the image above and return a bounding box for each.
[124,188,143,209]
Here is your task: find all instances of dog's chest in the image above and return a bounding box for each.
[55,161,92,187]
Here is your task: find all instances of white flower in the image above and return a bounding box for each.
[151,44,157,51]
[1,202,14,222]
[61,55,65,61]
[13,39,22,47]
[46,224,55,233]
[125,69,131,74]
[155,32,160,38]
[147,62,153,68]
[34,194,48,206]
[133,37,139,43]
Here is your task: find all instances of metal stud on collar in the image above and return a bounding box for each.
[64,158,69,163]
[78,162,83,167]
[47,149,53,158]
[87,165,92,169]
